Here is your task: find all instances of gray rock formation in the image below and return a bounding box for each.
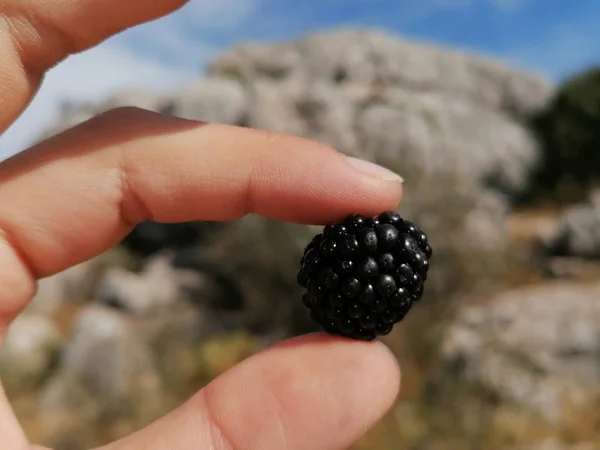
[0,314,62,392]
[442,282,600,423]
[34,300,233,448]
[162,77,248,124]
[544,190,600,259]
[206,29,551,198]
[36,304,167,448]
[26,249,134,315]
[40,305,165,411]
[96,253,208,315]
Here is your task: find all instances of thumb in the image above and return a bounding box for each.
[0,381,29,450]
[96,333,401,450]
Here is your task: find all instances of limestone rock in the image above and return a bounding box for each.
[354,92,539,195]
[95,253,207,315]
[0,314,62,392]
[161,77,248,124]
[544,191,600,259]
[443,282,600,422]
[27,250,133,315]
[39,305,166,420]
[208,29,551,198]
[210,29,550,116]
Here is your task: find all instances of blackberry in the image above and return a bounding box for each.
[297,211,432,341]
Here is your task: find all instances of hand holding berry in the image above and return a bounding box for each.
[0,2,404,449]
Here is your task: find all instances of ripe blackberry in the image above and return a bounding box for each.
[297,211,432,341]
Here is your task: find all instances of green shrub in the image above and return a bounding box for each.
[525,67,600,203]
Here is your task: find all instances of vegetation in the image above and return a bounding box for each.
[524,67,600,204]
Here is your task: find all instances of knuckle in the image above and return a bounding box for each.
[96,106,155,121]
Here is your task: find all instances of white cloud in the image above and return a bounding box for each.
[110,0,261,65]
[0,43,196,159]
[0,0,262,160]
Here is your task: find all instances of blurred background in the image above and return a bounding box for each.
[1,1,600,449]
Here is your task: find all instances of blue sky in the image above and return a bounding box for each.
[2,0,599,157]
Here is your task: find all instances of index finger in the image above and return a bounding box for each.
[0,108,403,324]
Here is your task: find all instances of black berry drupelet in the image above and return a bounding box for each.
[297,211,432,341]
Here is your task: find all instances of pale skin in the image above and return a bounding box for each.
[0,1,405,449]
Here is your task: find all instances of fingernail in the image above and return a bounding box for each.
[346,156,404,182]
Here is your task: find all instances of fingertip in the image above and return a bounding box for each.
[266,332,401,402]
[257,332,402,445]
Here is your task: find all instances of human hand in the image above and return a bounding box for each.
[0,2,404,449]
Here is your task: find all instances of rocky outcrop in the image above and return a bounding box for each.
[443,282,600,423]
[96,253,207,315]
[39,305,166,416]
[36,304,173,448]
[543,190,600,259]
[210,29,549,115]
[207,29,550,197]
[0,314,62,392]
[161,77,249,124]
